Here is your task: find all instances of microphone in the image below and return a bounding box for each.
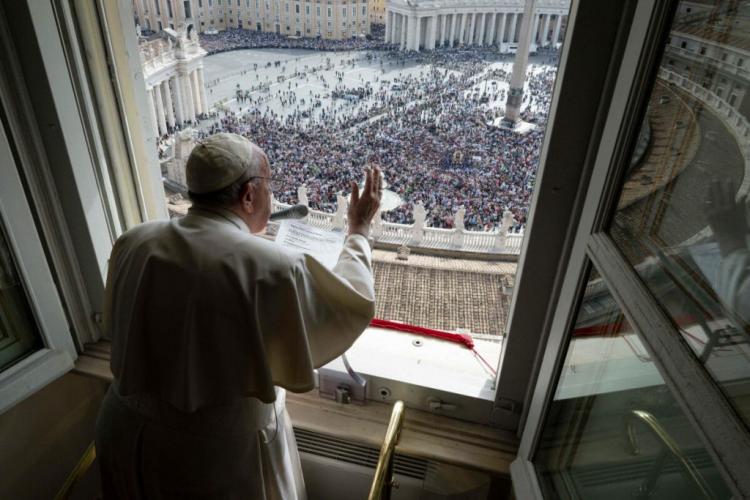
[269,204,309,221]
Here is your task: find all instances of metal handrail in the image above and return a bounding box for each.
[54,440,96,500]
[625,410,715,499]
[368,401,406,500]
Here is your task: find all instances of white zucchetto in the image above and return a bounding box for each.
[186,133,261,194]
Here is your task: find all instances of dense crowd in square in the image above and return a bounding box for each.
[180,42,558,231]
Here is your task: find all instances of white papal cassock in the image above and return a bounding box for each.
[96,205,375,499]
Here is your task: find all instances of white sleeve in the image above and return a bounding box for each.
[257,234,376,386]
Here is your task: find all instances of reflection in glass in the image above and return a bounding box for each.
[0,221,43,370]
[610,0,750,429]
[535,273,731,499]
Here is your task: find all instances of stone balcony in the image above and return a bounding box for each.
[270,189,524,259]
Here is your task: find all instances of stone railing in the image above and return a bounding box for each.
[658,67,750,199]
[272,192,524,257]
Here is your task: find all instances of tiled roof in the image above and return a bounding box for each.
[373,251,515,336]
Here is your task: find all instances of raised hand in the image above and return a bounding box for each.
[348,166,382,237]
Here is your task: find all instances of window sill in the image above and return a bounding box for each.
[319,326,501,424]
[74,340,517,475]
[0,348,75,414]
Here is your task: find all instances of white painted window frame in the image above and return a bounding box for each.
[0,116,76,415]
[0,0,171,411]
[511,0,750,498]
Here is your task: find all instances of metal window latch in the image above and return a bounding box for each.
[427,397,458,412]
[318,353,367,405]
[335,385,351,404]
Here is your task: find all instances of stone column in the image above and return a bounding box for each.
[413,16,421,50]
[134,0,145,28]
[181,71,196,122]
[159,0,168,27]
[552,14,562,46]
[401,14,407,46]
[153,84,167,136]
[146,86,159,138]
[531,12,540,48]
[429,15,438,50]
[161,79,175,129]
[504,0,536,125]
[385,11,392,42]
[176,0,185,23]
[468,13,475,45]
[171,76,184,125]
[542,13,551,47]
[498,13,506,45]
[441,14,447,47]
[450,14,457,47]
[197,67,208,114]
[191,70,203,115]
[486,12,496,45]
[478,13,486,45]
[400,15,408,50]
[458,13,466,46]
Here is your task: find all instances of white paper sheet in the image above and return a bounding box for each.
[275,220,345,270]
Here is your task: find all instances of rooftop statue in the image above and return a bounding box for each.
[413,201,426,228]
[454,206,466,231]
[297,185,309,206]
[411,202,426,244]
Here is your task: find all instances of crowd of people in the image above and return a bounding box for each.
[186,47,558,231]
[198,27,391,54]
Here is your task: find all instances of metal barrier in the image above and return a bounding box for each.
[367,401,406,500]
[54,441,96,500]
[625,409,714,499]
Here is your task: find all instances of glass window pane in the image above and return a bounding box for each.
[535,270,731,499]
[0,221,43,370]
[609,1,750,429]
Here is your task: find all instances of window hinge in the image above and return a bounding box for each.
[490,397,522,430]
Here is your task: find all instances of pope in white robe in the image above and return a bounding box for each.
[95,133,382,499]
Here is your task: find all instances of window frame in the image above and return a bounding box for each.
[511,0,750,497]
[0,0,171,408]
[492,0,634,430]
[0,111,77,414]
[57,0,579,426]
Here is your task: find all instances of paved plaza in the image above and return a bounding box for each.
[199,48,553,129]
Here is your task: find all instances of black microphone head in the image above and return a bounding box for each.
[270,204,309,221]
[291,204,309,218]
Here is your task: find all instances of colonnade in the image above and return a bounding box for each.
[147,67,208,137]
[385,9,566,52]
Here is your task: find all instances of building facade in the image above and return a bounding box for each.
[132,0,371,41]
[140,30,209,138]
[369,0,385,25]
[663,16,750,120]
[385,0,569,51]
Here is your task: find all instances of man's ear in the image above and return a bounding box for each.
[240,182,255,215]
